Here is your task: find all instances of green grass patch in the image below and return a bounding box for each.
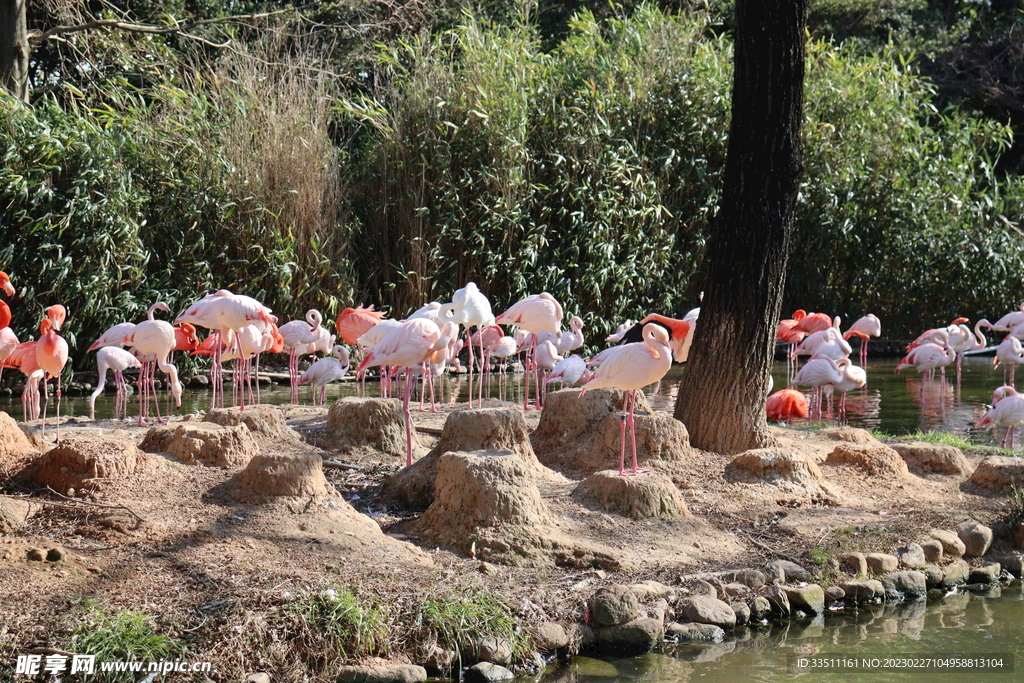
[290,587,390,659]
[70,608,185,682]
[899,430,972,449]
[809,548,830,566]
[411,587,529,664]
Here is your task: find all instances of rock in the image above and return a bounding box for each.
[956,520,993,557]
[897,543,927,569]
[533,622,568,652]
[881,571,928,599]
[648,598,670,625]
[324,398,407,458]
[725,449,838,502]
[463,662,514,682]
[204,405,296,440]
[666,622,724,643]
[230,452,334,501]
[930,530,966,558]
[383,408,541,510]
[941,560,970,588]
[574,470,689,520]
[731,602,750,626]
[760,562,785,583]
[335,664,427,683]
[785,584,825,615]
[0,495,33,532]
[921,539,943,564]
[766,560,810,582]
[890,442,972,477]
[763,585,791,617]
[596,617,663,655]
[922,565,945,588]
[969,563,1001,583]
[26,548,46,561]
[865,553,899,574]
[840,580,880,602]
[819,427,880,444]
[824,586,845,602]
[968,456,1024,493]
[139,422,258,468]
[569,657,617,676]
[749,596,771,621]
[34,435,147,494]
[687,579,717,597]
[589,585,640,627]
[676,596,737,629]
[245,674,271,683]
[46,547,65,562]
[994,553,1024,578]
[824,443,909,477]
[1014,523,1024,551]
[422,646,456,675]
[572,624,597,651]
[732,569,766,589]
[463,637,513,666]
[0,410,39,467]
[531,388,689,474]
[630,580,674,600]
[842,552,868,575]
[722,583,750,598]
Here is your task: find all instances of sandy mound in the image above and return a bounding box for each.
[381,407,542,510]
[140,422,258,468]
[824,443,909,478]
[324,397,406,458]
[725,449,839,503]
[531,388,689,474]
[33,435,148,495]
[204,405,298,440]
[0,410,39,470]
[230,451,336,502]
[818,427,879,444]
[412,450,620,569]
[890,442,972,477]
[0,496,34,532]
[574,470,689,520]
[968,456,1024,494]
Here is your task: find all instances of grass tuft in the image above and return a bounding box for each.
[900,430,972,449]
[290,586,390,660]
[410,587,529,665]
[70,608,185,682]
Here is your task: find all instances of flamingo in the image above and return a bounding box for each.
[356,318,403,397]
[993,335,1024,387]
[126,302,182,425]
[791,355,845,418]
[298,345,350,406]
[578,323,672,476]
[766,389,808,422]
[776,316,807,378]
[993,385,1017,406]
[90,347,141,420]
[794,317,851,361]
[843,314,881,364]
[356,318,447,466]
[440,282,496,408]
[794,311,833,335]
[408,302,447,326]
[469,324,504,400]
[554,316,585,356]
[545,354,590,388]
[4,340,42,422]
[36,317,69,442]
[977,392,1024,448]
[817,356,867,420]
[616,313,695,363]
[988,306,1024,332]
[946,319,988,387]
[279,309,324,403]
[496,292,563,410]
[605,321,634,343]
[535,339,563,405]
[0,272,16,383]
[336,305,388,346]
[896,334,956,395]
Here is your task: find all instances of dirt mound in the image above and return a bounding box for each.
[34,435,148,495]
[574,470,689,520]
[725,449,839,503]
[968,456,1024,494]
[413,450,619,569]
[819,427,879,444]
[824,443,909,478]
[381,407,542,510]
[890,442,972,477]
[140,422,258,468]
[230,452,336,502]
[0,410,39,470]
[531,388,689,474]
[0,496,34,533]
[324,397,406,458]
[204,405,298,440]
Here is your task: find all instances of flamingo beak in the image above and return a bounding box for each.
[2,281,14,297]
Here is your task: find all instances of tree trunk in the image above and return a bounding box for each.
[0,0,29,102]
[673,0,809,454]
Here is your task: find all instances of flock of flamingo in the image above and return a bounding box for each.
[3,267,1024,469]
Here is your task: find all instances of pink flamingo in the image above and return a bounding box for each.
[496,293,563,410]
[4,340,42,421]
[993,335,1024,387]
[441,283,496,408]
[36,317,69,442]
[977,392,1024,448]
[279,309,324,403]
[357,319,403,397]
[545,354,590,388]
[90,346,141,420]
[896,334,956,394]
[791,354,845,419]
[0,272,16,386]
[470,324,503,400]
[336,305,387,346]
[298,345,350,406]
[794,311,833,335]
[767,389,808,422]
[843,314,881,365]
[125,302,182,425]
[578,323,672,475]
[794,316,851,361]
[356,318,447,466]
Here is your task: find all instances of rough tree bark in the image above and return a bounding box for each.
[673,0,810,454]
[0,0,29,102]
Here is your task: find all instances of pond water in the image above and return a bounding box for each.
[0,357,1013,444]
[528,585,1023,683]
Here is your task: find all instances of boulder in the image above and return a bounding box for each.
[1014,523,1024,551]
[139,422,257,468]
[922,565,945,588]
[731,602,750,626]
[0,495,33,533]
[941,560,970,588]
[881,571,928,599]
[897,543,927,569]
[531,388,689,474]
[629,580,674,600]
[840,580,881,602]
[956,520,993,557]
[824,443,909,477]
[818,427,880,444]
[204,405,296,440]
[462,636,513,666]
[732,569,766,589]
[463,663,514,683]
[666,622,724,643]
[784,584,825,615]
[824,586,846,602]
[749,596,771,621]
[929,530,966,558]
[763,585,791,617]
[722,583,750,599]
[533,622,569,652]
[865,553,899,574]
[574,470,689,520]
[230,452,334,501]
[890,442,972,477]
[595,618,663,655]
[324,398,407,458]
[335,664,427,683]
[589,585,640,627]
[34,435,147,494]
[687,579,717,597]
[968,563,1001,583]
[382,408,541,510]
[842,552,868,575]
[968,456,1024,494]
[994,553,1024,578]
[920,539,943,564]
[765,560,811,582]
[675,596,736,629]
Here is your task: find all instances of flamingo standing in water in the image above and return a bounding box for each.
[356,318,403,397]
[791,354,845,419]
[794,317,851,361]
[90,346,141,420]
[977,392,1024,448]
[993,335,1024,387]
[896,333,956,395]
[497,293,563,410]
[279,309,324,403]
[298,345,351,406]
[0,272,17,385]
[816,356,867,420]
[776,314,807,378]
[36,317,69,442]
[545,354,590,388]
[441,283,496,408]
[617,313,696,363]
[356,318,447,466]
[126,302,182,425]
[578,323,673,476]
[766,389,808,422]
[843,314,881,364]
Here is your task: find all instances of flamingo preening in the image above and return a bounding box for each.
[298,345,350,405]
[766,389,808,423]
[441,283,496,408]
[496,292,563,410]
[977,391,1024,448]
[90,346,141,420]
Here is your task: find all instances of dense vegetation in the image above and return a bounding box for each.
[2,0,1023,359]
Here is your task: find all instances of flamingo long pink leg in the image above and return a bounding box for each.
[628,389,647,475]
[617,390,629,476]
[466,330,475,409]
[402,364,415,467]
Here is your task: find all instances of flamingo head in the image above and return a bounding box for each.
[307,309,323,331]
[0,272,14,297]
[39,318,54,335]
[46,304,66,330]
[951,316,969,325]
[155,302,171,315]
[269,324,285,353]
[792,309,807,321]
[174,323,200,351]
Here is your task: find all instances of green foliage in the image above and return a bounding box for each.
[1007,481,1024,527]
[70,608,185,682]
[899,429,973,449]
[411,586,529,662]
[290,587,390,659]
